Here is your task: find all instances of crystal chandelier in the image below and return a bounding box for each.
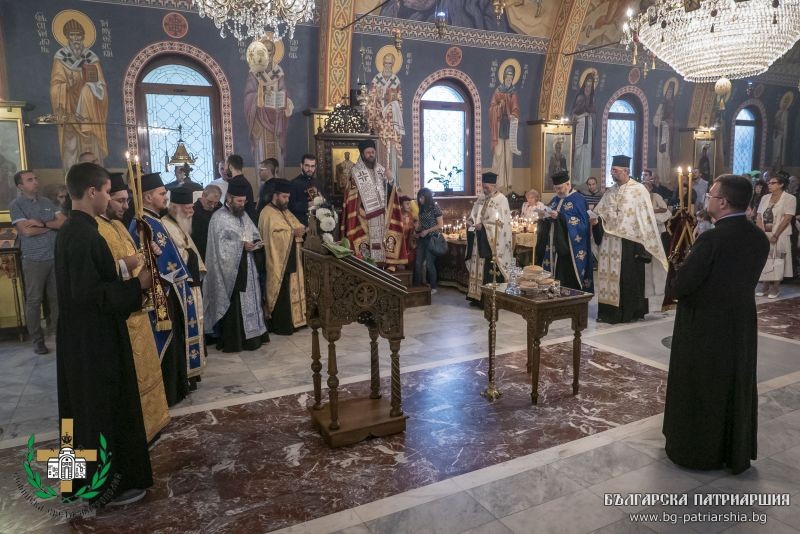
[196,0,316,42]
[621,0,800,83]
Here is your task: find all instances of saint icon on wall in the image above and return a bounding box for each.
[571,67,597,187]
[244,35,294,170]
[366,44,405,179]
[490,58,522,191]
[654,77,678,182]
[49,10,108,172]
[772,91,794,169]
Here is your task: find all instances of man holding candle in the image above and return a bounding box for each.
[466,172,513,306]
[203,180,269,351]
[130,172,206,405]
[591,155,667,323]
[96,172,170,445]
[535,171,593,292]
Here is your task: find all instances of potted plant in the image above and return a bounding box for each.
[427,157,463,194]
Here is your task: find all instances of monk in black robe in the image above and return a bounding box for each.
[663,175,769,474]
[191,183,222,261]
[56,162,153,505]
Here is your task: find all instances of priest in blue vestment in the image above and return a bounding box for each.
[130,172,205,406]
[535,170,594,292]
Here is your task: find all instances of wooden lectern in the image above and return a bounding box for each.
[303,222,409,447]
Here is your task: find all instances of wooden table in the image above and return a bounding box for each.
[481,284,592,405]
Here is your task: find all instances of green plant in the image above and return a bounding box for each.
[427,157,463,191]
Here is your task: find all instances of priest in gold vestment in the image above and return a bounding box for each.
[592,155,667,323]
[96,173,169,442]
[258,179,306,335]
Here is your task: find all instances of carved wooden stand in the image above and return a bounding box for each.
[303,240,409,448]
[481,285,591,405]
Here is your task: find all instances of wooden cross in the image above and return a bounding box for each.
[35,419,97,493]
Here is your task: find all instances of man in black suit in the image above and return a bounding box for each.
[289,153,320,227]
[663,174,769,475]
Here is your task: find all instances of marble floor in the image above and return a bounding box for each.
[0,286,799,533]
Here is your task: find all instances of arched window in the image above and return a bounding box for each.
[733,108,758,175]
[604,97,641,185]
[137,58,223,184]
[420,81,473,194]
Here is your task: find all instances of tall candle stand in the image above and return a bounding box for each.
[482,215,502,401]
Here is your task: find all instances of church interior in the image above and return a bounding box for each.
[1,0,800,532]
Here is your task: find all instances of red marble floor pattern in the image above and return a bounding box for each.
[757,296,800,342]
[0,342,667,533]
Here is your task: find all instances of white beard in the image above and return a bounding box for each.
[175,213,193,237]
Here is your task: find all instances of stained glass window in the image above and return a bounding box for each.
[145,93,214,184]
[421,82,471,194]
[142,62,216,184]
[733,108,757,175]
[422,85,464,103]
[142,64,211,86]
[423,109,466,192]
[605,98,638,185]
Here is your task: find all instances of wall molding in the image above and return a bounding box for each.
[122,41,234,157]
[411,68,482,195]
[600,85,650,179]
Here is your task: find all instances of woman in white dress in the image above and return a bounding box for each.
[756,174,796,298]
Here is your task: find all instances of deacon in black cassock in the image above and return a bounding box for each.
[663,175,769,475]
[56,162,153,505]
[592,155,668,323]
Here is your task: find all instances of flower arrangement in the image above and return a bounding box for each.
[308,194,338,243]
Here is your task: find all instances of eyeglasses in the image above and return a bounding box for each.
[704,193,725,201]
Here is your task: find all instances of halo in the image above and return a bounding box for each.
[780,91,795,109]
[259,33,285,65]
[579,67,598,89]
[498,58,522,85]
[375,44,403,74]
[663,76,679,97]
[52,10,96,49]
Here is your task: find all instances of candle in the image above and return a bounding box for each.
[677,167,684,212]
[687,167,694,216]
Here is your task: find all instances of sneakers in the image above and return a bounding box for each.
[755,291,765,297]
[108,488,146,507]
[430,289,438,295]
[33,340,49,355]
[768,292,780,299]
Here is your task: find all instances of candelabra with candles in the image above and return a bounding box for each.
[482,212,502,402]
[126,151,172,330]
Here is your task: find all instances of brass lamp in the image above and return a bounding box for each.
[168,125,195,166]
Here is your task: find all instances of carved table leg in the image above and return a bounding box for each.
[369,326,381,399]
[531,336,541,405]
[311,325,322,410]
[526,320,534,374]
[326,328,342,430]
[572,328,581,396]
[389,338,403,417]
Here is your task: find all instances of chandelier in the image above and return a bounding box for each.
[621,0,800,83]
[196,0,316,42]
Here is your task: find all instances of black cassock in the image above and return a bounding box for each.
[663,214,769,474]
[191,199,219,262]
[55,210,152,495]
[216,249,269,351]
[593,222,651,323]
[269,240,297,335]
[535,217,580,290]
